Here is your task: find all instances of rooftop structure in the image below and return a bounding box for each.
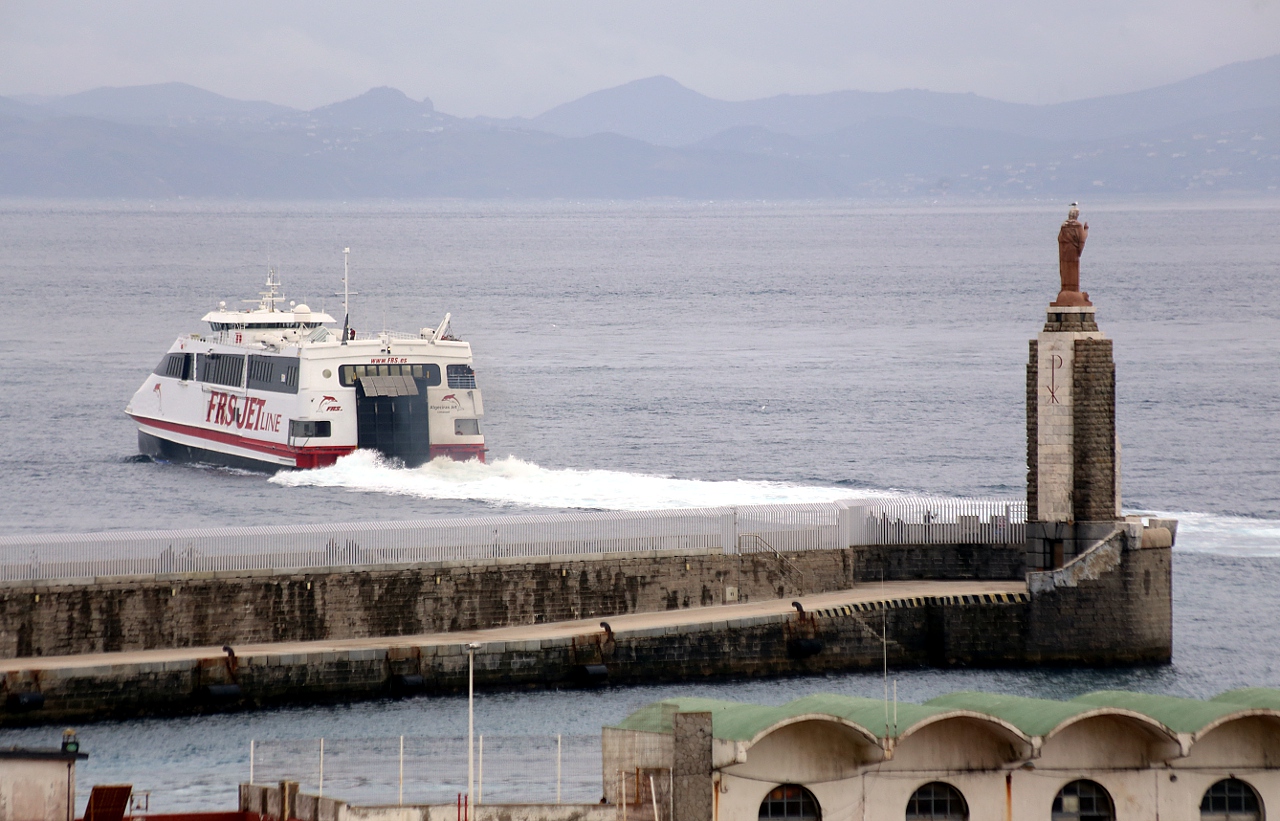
[606,688,1280,820]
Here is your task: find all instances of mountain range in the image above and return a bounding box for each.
[1,55,1277,198]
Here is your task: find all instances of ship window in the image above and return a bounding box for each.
[247,356,300,394]
[1201,779,1262,821]
[447,364,477,389]
[289,420,332,438]
[196,353,245,387]
[155,353,193,380]
[455,418,480,436]
[339,363,440,387]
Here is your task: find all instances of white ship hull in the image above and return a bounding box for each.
[126,268,485,472]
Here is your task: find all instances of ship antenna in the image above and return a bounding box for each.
[249,265,285,312]
[337,247,359,345]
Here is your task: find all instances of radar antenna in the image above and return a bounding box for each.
[246,266,286,312]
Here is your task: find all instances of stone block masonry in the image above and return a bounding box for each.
[849,543,1024,582]
[0,548,862,660]
[0,527,1171,727]
[1072,338,1118,522]
[1026,305,1121,570]
[673,713,713,821]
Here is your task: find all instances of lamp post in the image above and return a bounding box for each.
[466,642,481,817]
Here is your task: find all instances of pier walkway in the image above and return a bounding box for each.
[0,579,1025,676]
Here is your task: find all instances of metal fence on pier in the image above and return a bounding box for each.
[0,497,1025,583]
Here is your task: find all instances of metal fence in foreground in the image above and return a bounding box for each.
[0,497,1025,582]
[248,734,601,806]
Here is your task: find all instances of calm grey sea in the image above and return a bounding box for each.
[0,199,1278,809]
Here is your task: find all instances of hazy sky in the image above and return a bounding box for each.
[2,1,1278,116]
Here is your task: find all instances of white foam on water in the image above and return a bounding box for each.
[1131,509,1280,557]
[269,450,866,510]
[270,453,1280,556]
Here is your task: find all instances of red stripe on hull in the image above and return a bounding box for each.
[131,414,355,468]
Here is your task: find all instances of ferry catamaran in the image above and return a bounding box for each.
[125,250,485,471]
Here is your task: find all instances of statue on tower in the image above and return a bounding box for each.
[1053,203,1091,307]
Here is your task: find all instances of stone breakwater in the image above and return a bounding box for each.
[0,525,1170,727]
[0,543,1027,660]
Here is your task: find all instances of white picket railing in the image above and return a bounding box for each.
[0,497,1025,583]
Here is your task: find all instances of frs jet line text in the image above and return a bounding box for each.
[206,390,282,432]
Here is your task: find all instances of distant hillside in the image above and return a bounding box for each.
[29,82,298,128]
[0,56,1276,198]
[518,54,1280,145]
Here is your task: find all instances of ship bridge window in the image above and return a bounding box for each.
[196,353,245,387]
[210,321,317,331]
[447,364,477,389]
[339,363,440,387]
[155,353,193,381]
[248,355,300,394]
[289,420,331,439]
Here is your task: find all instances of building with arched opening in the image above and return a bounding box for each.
[603,688,1280,821]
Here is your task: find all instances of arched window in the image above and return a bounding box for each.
[1052,780,1114,821]
[1201,778,1264,821]
[759,784,821,820]
[906,781,969,820]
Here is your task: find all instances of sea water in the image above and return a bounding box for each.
[0,199,1277,808]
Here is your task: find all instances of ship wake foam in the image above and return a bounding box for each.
[268,452,1280,555]
[1133,509,1280,557]
[268,450,863,511]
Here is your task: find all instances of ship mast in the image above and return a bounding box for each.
[248,265,285,312]
[338,247,358,345]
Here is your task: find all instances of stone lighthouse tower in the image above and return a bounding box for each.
[1026,204,1122,570]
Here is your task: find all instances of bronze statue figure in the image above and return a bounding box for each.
[1053,203,1091,306]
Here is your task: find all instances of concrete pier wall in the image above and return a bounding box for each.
[0,530,1170,727]
[0,547,854,659]
[0,544,1023,661]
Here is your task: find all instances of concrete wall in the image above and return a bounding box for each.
[1026,525,1172,665]
[848,543,1024,582]
[0,534,1171,726]
[695,712,1280,821]
[240,783,614,821]
[0,548,860,660]
[0,758,74,821]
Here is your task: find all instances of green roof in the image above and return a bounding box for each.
[1070,690,1247,734]
[610,688,1280,743]
[924,691,1094,737]
[1213,688,1280,711]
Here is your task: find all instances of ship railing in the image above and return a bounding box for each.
[0,497,1025,582]
[348,330,435,343]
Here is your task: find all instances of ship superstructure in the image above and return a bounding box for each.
[126,258,485,471]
